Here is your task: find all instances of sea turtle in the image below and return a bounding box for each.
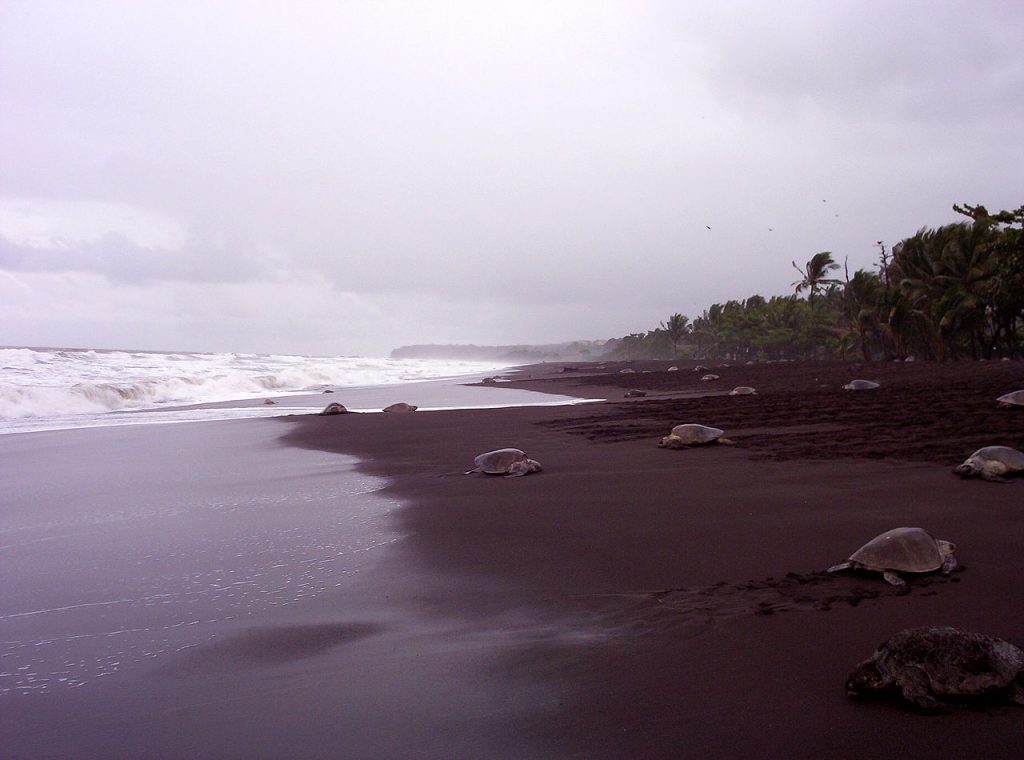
[383,402,418,413]
[693,365,709,373]
[827,526,957,586]
[619,368,636,374]
[997,390,1024,408]
[467,448,542,477]
[667,366,680,372]
[624,389,647,398]
[729,386,757,396]
[481,377,497,385]
[953,446,1024,482]
[846,626,1024,711]
[263,399,277,405]
[701,373,720,382]
[320,402,348,415]
[844,379,880,390]
[658,423,734,449]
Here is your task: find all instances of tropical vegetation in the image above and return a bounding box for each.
[605,203,1024,361]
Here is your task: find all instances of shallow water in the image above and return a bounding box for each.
[0,419,398,697]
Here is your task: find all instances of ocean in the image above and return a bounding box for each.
[0,346,518,435]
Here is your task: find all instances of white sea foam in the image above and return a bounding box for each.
[0,347,511,432]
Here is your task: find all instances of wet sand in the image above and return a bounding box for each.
[282,358,1024,758]
[4,360,1023,758]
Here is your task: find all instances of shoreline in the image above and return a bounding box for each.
[0,367,594,437]
[279,358,1024,758]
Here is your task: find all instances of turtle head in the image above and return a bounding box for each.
[526,459,543,473]
[936,539,955,557]
[953,461,978,478]
[845,659,887,698]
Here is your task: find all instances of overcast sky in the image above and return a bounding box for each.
[1,1,1021,357]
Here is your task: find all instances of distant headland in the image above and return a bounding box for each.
[390,341,610,363]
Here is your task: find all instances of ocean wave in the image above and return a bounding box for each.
[0,347,508,421]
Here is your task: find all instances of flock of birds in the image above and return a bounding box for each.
[312,371,1024,711]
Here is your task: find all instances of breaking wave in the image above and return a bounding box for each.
[0,347,508,423]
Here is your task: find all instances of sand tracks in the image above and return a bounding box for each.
[575,569,965,638]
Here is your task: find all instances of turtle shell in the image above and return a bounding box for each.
[474,448,529,474]
[997,390,1024,407]
[967,446,1024,471]
[383,403,418,412]
[729,386,756,396]
[849,527,945,574]
[844,379,879,390]
[669,424,724,445]
[870,627,1024,697]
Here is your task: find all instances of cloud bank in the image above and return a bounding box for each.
[1,1,1021,355]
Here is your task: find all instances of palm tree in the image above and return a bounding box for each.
[792,252,842,309]
[659,313,691,356]
[842,269,895,360]
[691,305,725,359]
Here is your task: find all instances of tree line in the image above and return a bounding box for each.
[605,203,1024,362]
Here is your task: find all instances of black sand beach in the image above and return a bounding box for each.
[4,360,1024,758]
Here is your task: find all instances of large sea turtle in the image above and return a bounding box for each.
[467,448,542,477]
[658,423,734,449]
[624,389,647,398]
[997,390,1024,408]
[846,626,1024,711]
[827,526,957,586]
[953,446,1024,482]
[700,373,720,382]
[729,386,757,396]
[320,402,348,415]
[844,379,880,390]
[383,402,418,413]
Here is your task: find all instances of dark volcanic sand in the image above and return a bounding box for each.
[281,359,1024,759]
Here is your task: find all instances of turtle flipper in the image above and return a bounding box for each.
[718,437,736,446]
[980,471,1008,483]
[941,554,958,574]
[505,461,529,477]
[882,571,907,587]
[464,467,482,475]
[898,667,940,711]
[827,561,852,574]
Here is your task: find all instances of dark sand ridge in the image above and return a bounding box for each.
[282,359,1024,758]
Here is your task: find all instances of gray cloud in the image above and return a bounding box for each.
[0,232,272,285]
[1,1,1021,355]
